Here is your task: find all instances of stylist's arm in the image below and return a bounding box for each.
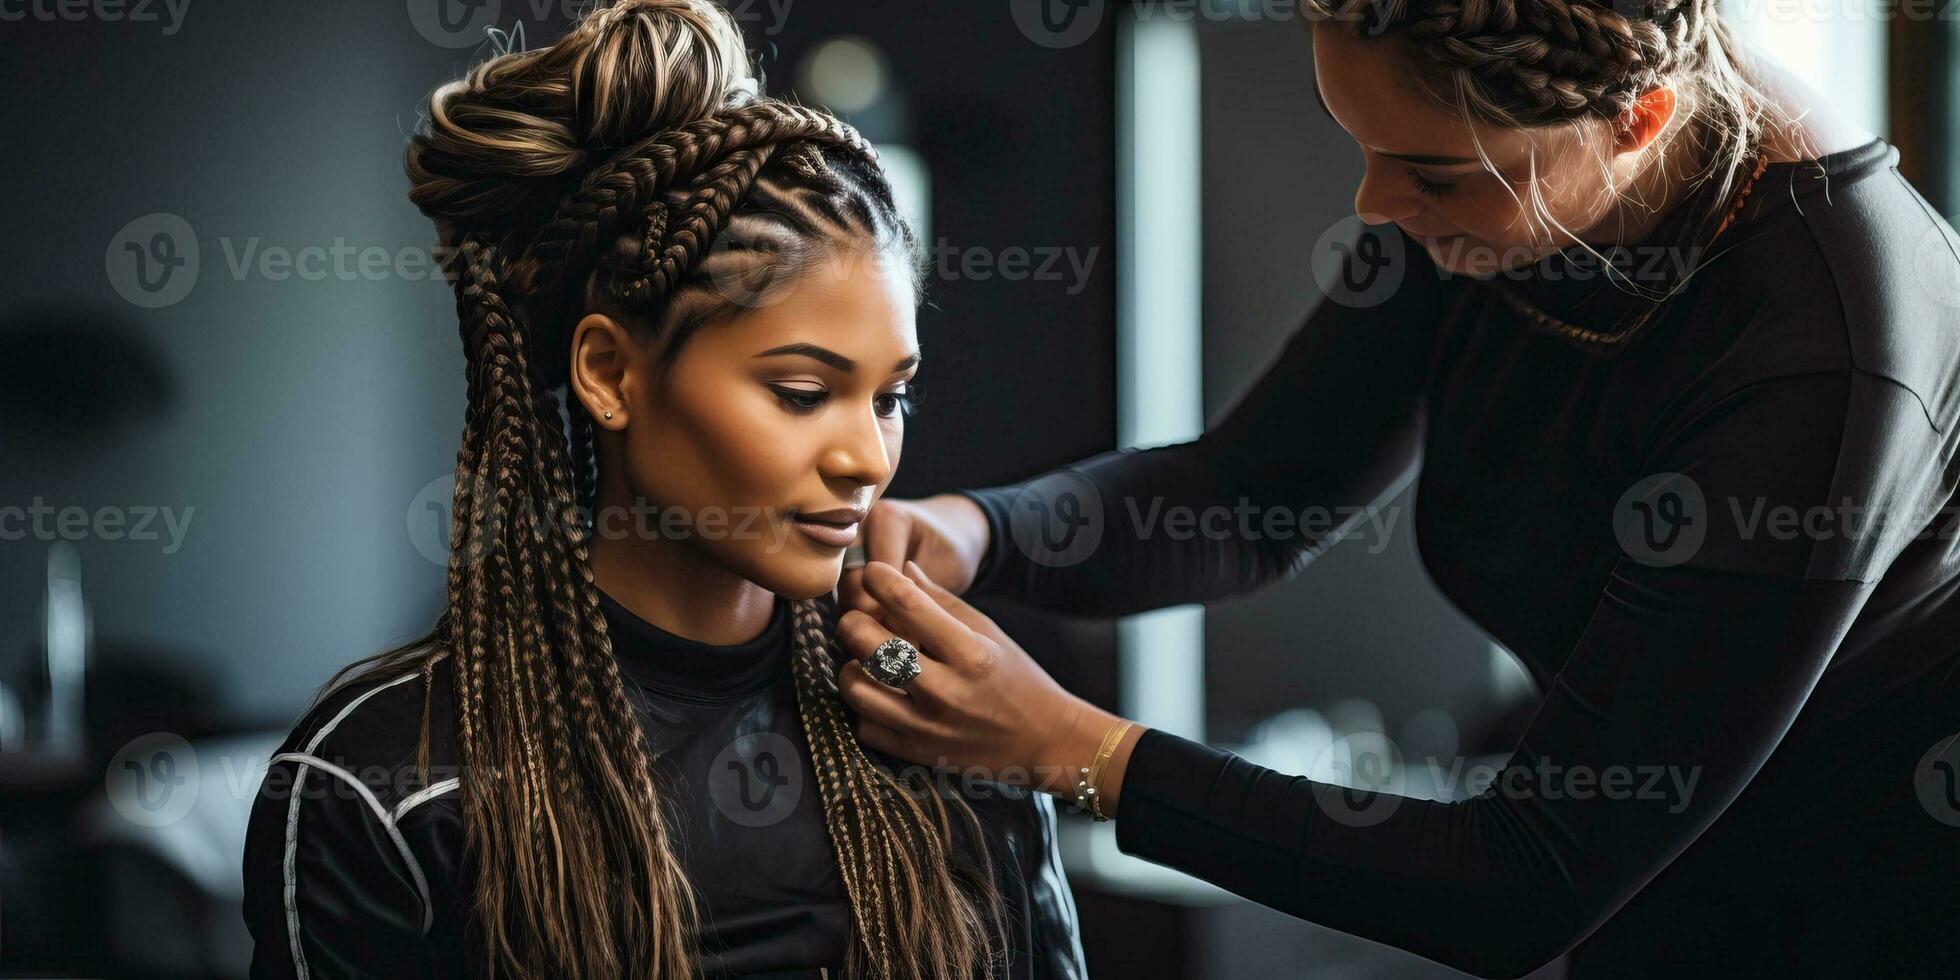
[835,559,1147,813]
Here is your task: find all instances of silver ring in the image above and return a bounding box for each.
[866,635,923,689]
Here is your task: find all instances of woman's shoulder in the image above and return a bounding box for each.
[260,648,464,825]
[242,649,469,972]
[1691,136,1960,435]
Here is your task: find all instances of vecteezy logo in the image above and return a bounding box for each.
[1915,733,1960,828]
[703,213,816,311]
[408,471,511,569]
[1613,471,1707,567]
[408,474,458,568]
[106,213,199,309]
[1009,0,1106,50]
[708,731,803,828]
[407,0,503,49]
[106,732,200,828]
[1311,215,1404,309]
[1007,470,1104,568]
[1308,732,1404,828]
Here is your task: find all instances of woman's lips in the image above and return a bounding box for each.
[791,516,860,548]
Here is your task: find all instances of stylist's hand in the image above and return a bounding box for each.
[839,494,991,614]
[836,561,1136,807]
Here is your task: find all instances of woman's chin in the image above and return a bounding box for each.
[750,556,849,602]
[1423,237,1548,278]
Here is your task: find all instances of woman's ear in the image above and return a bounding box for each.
[1615,86,1677,154]
[569,313,633,429]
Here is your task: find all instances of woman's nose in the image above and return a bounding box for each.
[821,406,894,488]
[1354,162,1420,227]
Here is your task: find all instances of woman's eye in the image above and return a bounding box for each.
[875,382,925,419]
[767,384,827,413]
[1406,167,1458,198]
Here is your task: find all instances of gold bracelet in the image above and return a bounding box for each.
[1071,719,1134,822]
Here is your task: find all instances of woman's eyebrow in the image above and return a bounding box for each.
[1313,81,1481,166]
[755,343,920,372]
[1379,149,1482,166]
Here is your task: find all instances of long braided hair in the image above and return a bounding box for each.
[315,2,1008,976]
[1303,0,1804,285]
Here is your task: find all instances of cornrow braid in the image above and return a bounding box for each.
[1312,0,1708,123]
[515,99,879,367]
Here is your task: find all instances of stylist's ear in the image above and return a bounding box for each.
[1614,86,1677,154]
[570,313,633,429]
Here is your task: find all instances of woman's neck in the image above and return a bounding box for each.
[587,493,779,647]
[1576,118,1718,250]
[1577,72,1872,251]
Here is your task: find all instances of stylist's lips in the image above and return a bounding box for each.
[792,507,865,549]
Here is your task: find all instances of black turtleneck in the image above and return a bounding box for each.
[593,587,856,976]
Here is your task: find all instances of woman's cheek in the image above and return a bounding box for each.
[723,416,807,503]
[883,422,904,475]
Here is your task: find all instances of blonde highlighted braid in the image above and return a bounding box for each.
[316,2,1007,977]
[1360,0,1709,123]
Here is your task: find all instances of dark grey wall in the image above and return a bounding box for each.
[1,2,487,730]
[1193,17,1514,746]
[0,0,1120,729]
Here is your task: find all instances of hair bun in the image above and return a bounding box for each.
[407,0,756,242]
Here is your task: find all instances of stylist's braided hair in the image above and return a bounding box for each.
[1303,0,1797,249]
[319,2,1008,977]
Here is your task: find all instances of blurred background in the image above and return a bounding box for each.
[0,1,1951,976]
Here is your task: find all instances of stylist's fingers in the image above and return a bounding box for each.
[850,711,909,758]
[898,560,994,636]
[835,608,954,704]
[860,500,913,569]
[835,660,921,731]
[842,501,911,616]
[838,566,882,618]
[857,561,989,675]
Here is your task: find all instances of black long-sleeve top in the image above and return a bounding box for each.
[241,589,1087,979]
[959,136,1960,978]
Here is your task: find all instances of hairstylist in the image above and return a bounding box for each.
[836,2,1960,976]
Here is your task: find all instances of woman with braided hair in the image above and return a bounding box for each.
[240,2,1085,978]
[837,1,1960,977]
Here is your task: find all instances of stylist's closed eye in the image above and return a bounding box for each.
[1406,167,1458,198]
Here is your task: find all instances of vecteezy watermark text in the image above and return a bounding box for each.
[107,212,1102,309]
[1,0,191,35]
[1615,472,1960,567]
[406,0,796,48]
[929,240,1101,296]
[1,498,195,555]
[1003,471,1406,569]
[409,476,863,567]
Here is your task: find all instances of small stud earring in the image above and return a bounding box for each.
[604,410,614,420]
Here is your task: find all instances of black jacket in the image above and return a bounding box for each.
[242,590,1087,978]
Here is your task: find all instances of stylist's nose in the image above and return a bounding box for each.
[1354,160,1421,228]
